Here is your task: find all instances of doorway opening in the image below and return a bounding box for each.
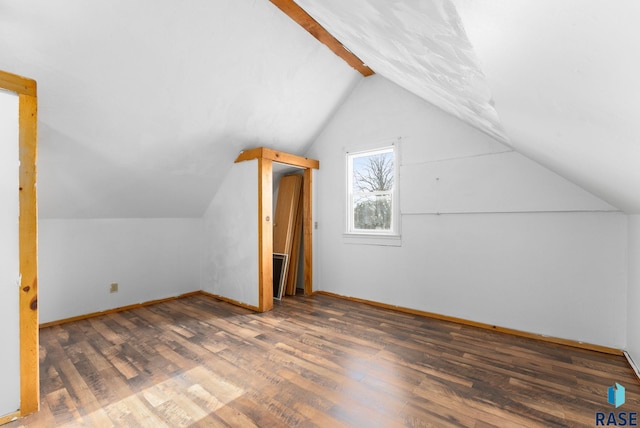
[234,147,318,312]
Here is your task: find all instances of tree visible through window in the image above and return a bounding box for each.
[347,146,396,233]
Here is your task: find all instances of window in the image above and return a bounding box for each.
[346,144,399,240]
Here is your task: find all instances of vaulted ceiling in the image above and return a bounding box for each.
[294,0,640,214]
[0,0,360,218]
[2,0,639,217]
[454,0,640,214]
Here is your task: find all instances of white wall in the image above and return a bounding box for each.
[39,218,201,324]
[0,90,20,416]
[307,75,628,349]
[628,215,640,363]
[202,160,259,308]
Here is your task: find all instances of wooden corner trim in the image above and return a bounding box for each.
[315,291,624,356]
[302,169,313,295]
[257,158,274,312]
[18,90,39,416]
[235,147,319,170]
[268,0,373,76]
[0,71,36,97]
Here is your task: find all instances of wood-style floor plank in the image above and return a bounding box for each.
[8,293,640,427]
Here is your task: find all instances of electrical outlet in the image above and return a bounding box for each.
[110,283,118,293]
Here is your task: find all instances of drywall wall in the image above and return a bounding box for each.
[4,0,361,219]
[628,215,640,364]
[307,75,627,348]
[0,90,20,416]
[202,160,259,308]
[39,218,201,324]
[402,151,614,214]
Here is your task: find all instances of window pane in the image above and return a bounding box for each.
[352,151,394,193]
[353,193,392,230]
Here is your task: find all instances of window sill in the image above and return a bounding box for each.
[342,233,402,247]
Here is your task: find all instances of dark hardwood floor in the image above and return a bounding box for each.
[8,293,640,427]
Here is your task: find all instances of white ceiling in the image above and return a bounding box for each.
[296,0,640,214]
[2,0,639,216]
[294,0,509,144]
[0,0,360,218]
[454,0,640,213]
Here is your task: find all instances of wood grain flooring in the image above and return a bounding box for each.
[8,294,640,427]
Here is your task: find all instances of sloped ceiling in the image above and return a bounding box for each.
[294,0,640,214]
[454,0,640,214]
[294,0,509,144]
[3,0,639,217]
[0,0,360,218]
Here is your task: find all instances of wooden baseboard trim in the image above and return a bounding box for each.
[315,291,623,356]
[38,291,260,329]
[0,411,20,426]
[198,291,260,312]
[39,292,202,328]
[38,288,624,358]
[624,351,640,381]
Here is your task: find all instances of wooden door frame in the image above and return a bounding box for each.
[235,147,319,312]
[0,70,39,420]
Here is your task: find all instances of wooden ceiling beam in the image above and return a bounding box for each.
[269,0,374,77]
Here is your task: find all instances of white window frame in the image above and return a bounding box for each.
[344,142,401,246]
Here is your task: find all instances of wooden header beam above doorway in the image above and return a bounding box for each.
[0,70,37,97]
[236,147,319,170]
[268,0,374,77]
